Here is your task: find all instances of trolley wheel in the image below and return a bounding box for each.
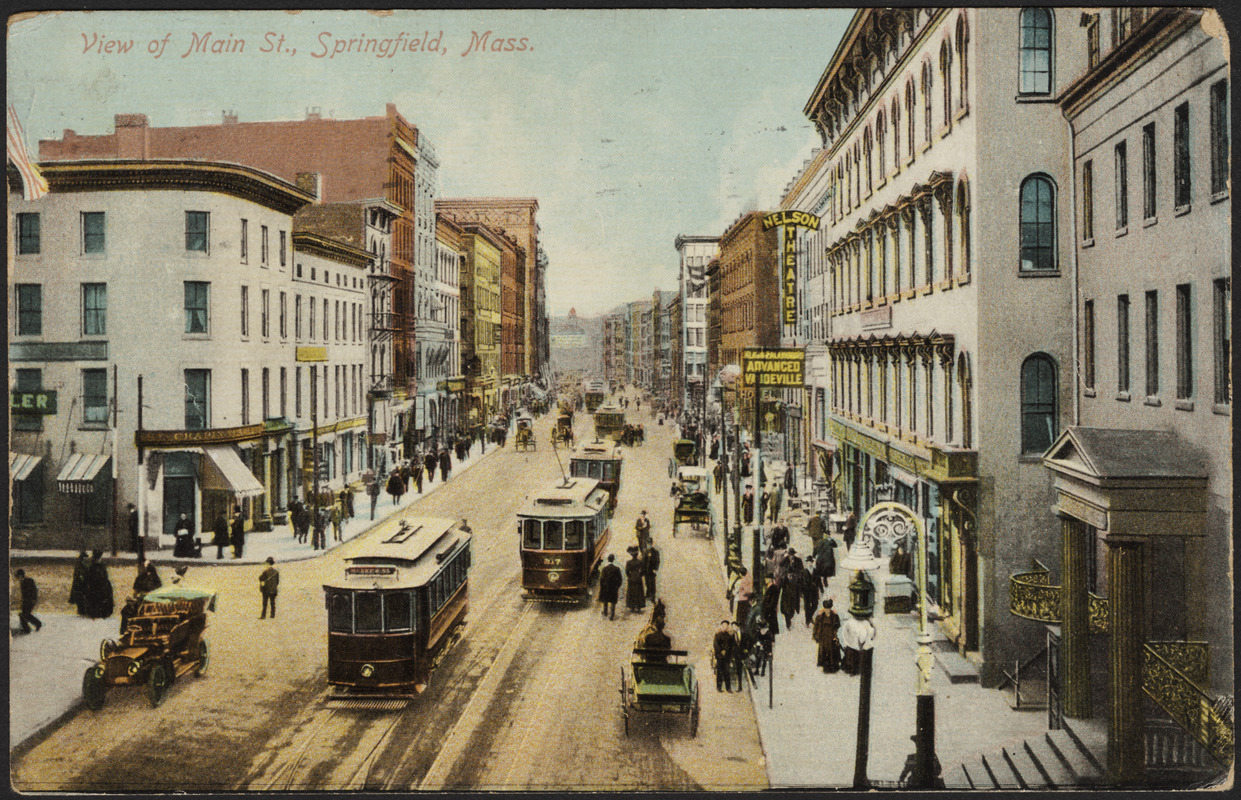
[147,661,171,707]
[194,640,209,677]
[82,665,107,711]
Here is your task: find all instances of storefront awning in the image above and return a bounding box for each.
[202,446,265,498]
[56,453,111,494]
[9,452,43,481]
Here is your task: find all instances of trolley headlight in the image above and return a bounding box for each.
[127,661,140,676]
[360,664,375,678]
[548,571,560,583]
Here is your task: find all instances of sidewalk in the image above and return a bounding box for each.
[708,456,1049,788]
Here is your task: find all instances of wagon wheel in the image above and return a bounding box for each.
[620,668,630,736]
[147,661,172,707]
[194,640,209,677]
[690,680,700,737]
[82,665,107,711]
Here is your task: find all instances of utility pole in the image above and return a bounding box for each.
[311,366,320,548]
[110,364,119,556]
[136,375,146,564]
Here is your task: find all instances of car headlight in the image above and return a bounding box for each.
[127,661,140,676]
[360,664,375,678]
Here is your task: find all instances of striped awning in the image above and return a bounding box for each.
[57,453,111,494]
[9,452,43,482]
[202,446,265,498]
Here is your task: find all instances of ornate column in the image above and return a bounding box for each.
[1106,535,1146,785]
[1060,515,1092,719]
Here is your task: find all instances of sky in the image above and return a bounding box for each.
[7,9,853,317]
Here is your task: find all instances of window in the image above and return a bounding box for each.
[1019,175,1056,271]
[1211,80,1228,195]
[82,283,107,336]
[261,289,270,338]
[295,366,302,417]
[1114,141,1128,229]
[1117,295,1130,394]
[1021,353,1057,454]
[240,219,248,262]
[956,16,970,110]
[16,284,42,335]
[922,62,933,143]
[279,230,287,267]
[1145,291,1159,397]
[14,369,42,432]
[240,286,250,337]
[261,225,269,265]
[1082,160,1094,240]
[279,291,287,339]
[185,369,211,430]
[309,297,316,340]
[1085,13,1100,69]
[185,281,209,334]
[262,367,270,420]
[185,211,209,252]
[82,212,105,253]
[1214,279,1230,404]
[295,295,303,340]
[83,368,108,426]
[17,213,39,254]
[280,367,287,417]
[1174,102,1191,208]
[240,368,250,425]
[323,298,329,340]
[1083,300,1096,391]
[1019,8,1053,95]
[905,80,916,159]
[940,41,953,124]
[1140,124,1156,220]
[1176,284,1193,399]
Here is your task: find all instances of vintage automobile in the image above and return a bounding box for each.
[671,466,713,537]
[593,404,626,443]
[620,648,700,737]
[83,585,216,710]
[672,438,699,467]
[569,443,623,510]
[515,416,537,451]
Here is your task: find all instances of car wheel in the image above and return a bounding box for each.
[82,665,107,711]
[147,662,171,707]
[194,640,209,677]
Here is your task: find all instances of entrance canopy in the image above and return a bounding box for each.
[56,453,111,494]
[201,446,265,498]
[9,452,42,481]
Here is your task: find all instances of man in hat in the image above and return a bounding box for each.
[259,557,280,619]
[13,569,41,634]
[598,554,623,620]
[712,619,737,692]
[643,542,661,603]
[634,510,652,553]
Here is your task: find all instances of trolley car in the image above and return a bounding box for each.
[584,379,608,413]
[518,478,612,600]
[569,444,623,510]
[323,517,471,696]
[593,404,626,442]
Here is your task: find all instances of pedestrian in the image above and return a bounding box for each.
[814,534,838,584]
[425,450,438,484]
[730,621,747,687]
[212,511,230,559]
[634,510,652,552]
[368,479,381,520]
[230,505,246,558]
[83,551,114,619]
[713,460,724,494]
[127,503,141,553]
[770,522,790,551]
[806,508,827,550]
[339,487,353,520]
[742,485,755,525]
[779,557,801,631]
[839,610,876,676]
[842,511,858,552]
[14,569,42,633]
[784,464,798,498]
[439,447,451,482]
[761,578,781,635]
[709,434,720,461]
[598,554,623,620]
[760,487,770,524]
[133,559,161,595]
[173,513,193,557]
[313,506,328,550]
[69,550,90,616]
[624,546,646,612]
[732,567,753,628]
[643,543,661,603]
[713,620,737,692]
[387,469,405,505]
[259,557,280,619]
[799,557,818,625]
[811,599,843,673]
[330,502,343,542]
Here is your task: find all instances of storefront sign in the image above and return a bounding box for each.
[296,346,328,362]
[437,378,467,393]
[743,347,805,387]
[10,390,57,415]
[761,211,820,326]
[761,210,821,231]
[137,423,264,447]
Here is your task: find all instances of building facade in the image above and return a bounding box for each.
[675,234,719,408]
[455,224,504,425]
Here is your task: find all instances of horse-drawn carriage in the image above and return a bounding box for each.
[671,466,713,538]
[620,605,699,737]
[515,416,537,451]
[82,585,215,709]
[672,438,698,467]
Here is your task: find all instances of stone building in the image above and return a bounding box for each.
[675,234,718,411]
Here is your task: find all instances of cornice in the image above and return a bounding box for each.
[292,230,371,267]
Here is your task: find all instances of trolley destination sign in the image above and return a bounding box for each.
[742,347,806,387]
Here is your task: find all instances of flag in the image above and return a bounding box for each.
[7,104,48,201]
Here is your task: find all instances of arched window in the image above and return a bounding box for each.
[921,62,933,143]
[1019,175,1056,271]
[877,110,887,177]
[1020,353,1058,454]
[940,40,953,125]
[891,97,901,166]
[957,179,971,274]
[905,79,916,158]
[956,15,970,110]
[863,127,873,195]
[1019,8,1053,95]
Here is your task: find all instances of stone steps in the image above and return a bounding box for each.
[944,719,1106,789]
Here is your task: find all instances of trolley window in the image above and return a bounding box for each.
[565,520,585,550]
[328,591,353,632]
[383,590,412,631]
[603,462,617,481]
[522,519,541,549]
[355,591,382,633]
[543,520,563,550]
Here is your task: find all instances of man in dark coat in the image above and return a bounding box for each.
[386,470,405,505]
[713,620,737,692]
[424,450,438,484]
[212,512,230,559]
[643,544,661,603]
[624,548,646,612]
[313,506,328,550]
[83,551,114,619]
[634,510,652,552]
[411,459,424,493]
[842,511,858,551]
[69,551,90,615]
[230,506,246,558]
[799,558,819,625]
[598,554,623,620]
[133,559,161,595]
[742,485,755,524]
[779,555,802,631]
[367,480,381,520]
[761,578,781,634]
[709,434,720,461]
[14,569,42,633]
[439,447,451,482]
[259,557,280,619]
[806,509,827,549]
[813,535,838,590]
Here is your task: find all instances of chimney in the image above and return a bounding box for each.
[295,172,322,201]
[305,106,322,121]
[113,113,149,159]
[222,110,238,125]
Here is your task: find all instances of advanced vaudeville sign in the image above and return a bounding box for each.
[742,347,805,388]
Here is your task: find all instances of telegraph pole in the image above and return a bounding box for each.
[110,364,119,556]
[311,367,320,548]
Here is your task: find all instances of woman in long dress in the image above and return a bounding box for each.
[624,548,646,612]
[812,599,842,673]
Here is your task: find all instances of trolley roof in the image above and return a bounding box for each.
[518,478,609,519]
[571,444,623,462]
[326,517,470,590]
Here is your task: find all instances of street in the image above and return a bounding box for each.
[10,407,767,792]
